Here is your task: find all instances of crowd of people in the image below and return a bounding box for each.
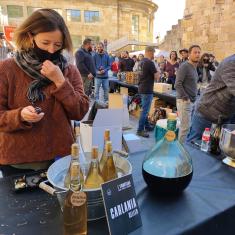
[0,8,235,168]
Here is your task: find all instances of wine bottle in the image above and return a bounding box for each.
[101,141,118,182]
[210,115,223,155]
[84,146,104,189]
[64,143,84,189]
[75,126,86,165]
[142,113,193,194]
[63,162,87,235]
[99,129,110,171]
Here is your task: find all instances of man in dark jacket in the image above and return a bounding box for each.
[187,54,235,143]
[75,38,96,96]
[137,46,158,138]
[93,42,111,103]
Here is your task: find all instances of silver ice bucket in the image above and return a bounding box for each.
[40,154,132,221]
[220,124,235,167]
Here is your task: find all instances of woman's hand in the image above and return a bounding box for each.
[21,106,44,123]
[40,60,65,88]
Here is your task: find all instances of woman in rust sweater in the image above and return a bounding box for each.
[0,9,89,169]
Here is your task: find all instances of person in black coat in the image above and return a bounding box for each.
[75,38,96,97]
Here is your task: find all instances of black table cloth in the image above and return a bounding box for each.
[109,77,176,106]
[1,145,235,235]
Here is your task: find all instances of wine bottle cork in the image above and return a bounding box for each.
[91,146,99,159]
[104,129,110,141]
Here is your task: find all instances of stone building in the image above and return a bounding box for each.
[0,0,157,51]
[159,0,235,61]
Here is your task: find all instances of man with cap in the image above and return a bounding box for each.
[179,48,189,65]
[137,46,159,138]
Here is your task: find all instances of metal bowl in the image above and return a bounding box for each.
[46,154,132,221]
[219,124,235,167]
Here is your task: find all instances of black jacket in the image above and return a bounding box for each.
[75,47,96,77]
[119,58,135,72]
[197,62,216,83]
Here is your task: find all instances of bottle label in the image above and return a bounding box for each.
[165,130,176,142]
[71,192,86,206]
[202,135,210,142]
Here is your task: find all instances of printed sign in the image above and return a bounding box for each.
[101,174,142,235]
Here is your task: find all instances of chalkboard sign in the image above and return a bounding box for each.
[101,174,142,235]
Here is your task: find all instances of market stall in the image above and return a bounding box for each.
[1,145,235,235]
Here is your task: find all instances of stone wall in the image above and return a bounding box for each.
[159,0,235,61]
[0,0,157,50]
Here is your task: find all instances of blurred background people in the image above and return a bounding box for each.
[164,50,179,89]
[93,42,110,103]
[75,38,96,97]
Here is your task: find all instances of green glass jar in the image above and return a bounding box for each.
[142,113,193,195]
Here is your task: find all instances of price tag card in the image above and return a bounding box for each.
[101,174,142,235]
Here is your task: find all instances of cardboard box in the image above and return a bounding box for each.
[120,87,128,96]
[80,109,123,152]
[149,98,158,116]
[154,83,172,94]
[109,93,130,128]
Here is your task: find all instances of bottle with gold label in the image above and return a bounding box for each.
[84,146,104,189]
[63,162,87,235]
[64,143,84,189]
[142,113,193,195]
[99,129,110,171]
[101,141,118,182]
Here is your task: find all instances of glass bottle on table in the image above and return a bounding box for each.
[201,128,210,152]
[74,126,88,176]
[210,115,223,155]
[142,113,193,194]
[101,141,118,182]
[84,146,104,189]
[63,161,87,235]
[99,129,110,171]
[64,143,84,189]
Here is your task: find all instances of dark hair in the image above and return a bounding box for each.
[200,53,210,64]
[170,50,178,61]
[14,8,73,52]
[83,38,92,45]
[145,46,155,53]
[188,45,201,54]
[97,42,104,47]
[125,51,129,55]
[179,48,189,54]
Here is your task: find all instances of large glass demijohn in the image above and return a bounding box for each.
[142,113,193,194]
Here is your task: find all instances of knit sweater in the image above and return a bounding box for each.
[0,58,89,164]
